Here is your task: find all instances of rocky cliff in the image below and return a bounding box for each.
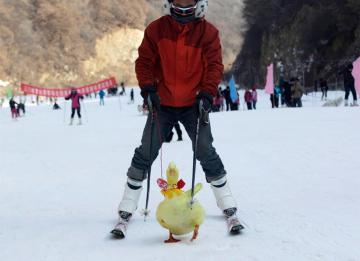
[0,0,244,92]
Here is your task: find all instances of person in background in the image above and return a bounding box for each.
[65,88,84,125]
[251,87,257,110]
[53,101,61,110]
[274,85,281,107]
[164,122,183,142]
[120,82,126,95]
[212,91,222,112]
[230,91,239,111]
[244,89,253,110]
[291,78,304,107]
[99,89,105,106]
[320,78,328,101]
[17,100,25,116]
[130,88,134,103]
[283,80,292,107]
[222,86,231,111]
[9,97,18,118]
[339,64,358,106]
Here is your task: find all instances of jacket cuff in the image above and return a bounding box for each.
[140,85,156,98]
[140,85,156,93]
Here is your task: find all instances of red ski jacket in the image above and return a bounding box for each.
[135,15,224,107]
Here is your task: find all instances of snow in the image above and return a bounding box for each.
[1,90,359,261]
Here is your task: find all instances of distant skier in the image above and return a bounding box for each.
[99,90,105,106]
[213,89,223,112]
[222,86,231,111]
[251,87,258,110]
[65,88,84,125]
[244,89,253,110]
[283,80,292,107]
[164,122,183,142]
[120,82,126,95]
[339,64,358,106]
[112,0,243,240]
[291,78,304,107]
[17,101,25,116]
[53,101,61,110]
[9,97,18,118]
[130,88,134,103]
[320,78,328,101]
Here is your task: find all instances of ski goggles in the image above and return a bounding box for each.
[170,3,197,16]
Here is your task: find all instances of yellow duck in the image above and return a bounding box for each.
[156,162,205,243]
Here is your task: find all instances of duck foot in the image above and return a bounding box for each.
[190,225,199,241]
[164,232,181,243]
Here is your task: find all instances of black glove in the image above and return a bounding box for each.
[141,85,161,112]
[195,91,213,124]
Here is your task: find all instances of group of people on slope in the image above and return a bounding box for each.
[271,77,305,108]
[8,97,25,119]
[244,88,258,110]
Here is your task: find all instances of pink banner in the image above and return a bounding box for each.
[264,64,274,94]
[352,57,360,94]
[20,77,117,97]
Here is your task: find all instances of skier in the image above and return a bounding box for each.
[9,97,18,118]
[17,100,25,116]
[320,78,328,101]
[99,90,105,106]
[130,88,134,103]
[65,88,84,125]
[251,87,257,110]
[244,89,253,110]
[339,64,358,106]
[291,78,304,107]
[222,86,231,111]
[164,122,183,142]
[120,82,126,95]
[112,0,244,239]
[53,101,61,110]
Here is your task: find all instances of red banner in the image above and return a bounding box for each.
[20,77,117,97]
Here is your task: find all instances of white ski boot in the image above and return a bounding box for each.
[69,118,74,125]
[351,100,358,107]
[344,99,349,107]
[78,118,82,125]
[211,176,244,234]
[111,178,143,239]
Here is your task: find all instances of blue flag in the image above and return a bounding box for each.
[229,75,238,103]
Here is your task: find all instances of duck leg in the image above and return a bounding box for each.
[190,225,199,241]
[164,232,181,243]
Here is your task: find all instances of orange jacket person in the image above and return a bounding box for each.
[112,0,244,239]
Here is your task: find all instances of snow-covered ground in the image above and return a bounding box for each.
[1,90,359,261]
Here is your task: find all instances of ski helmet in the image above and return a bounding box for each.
[163,0,208,18]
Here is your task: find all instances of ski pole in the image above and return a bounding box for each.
[143,95,155,220]
[190,100,202,207]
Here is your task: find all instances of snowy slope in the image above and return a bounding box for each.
[1,90,359,261]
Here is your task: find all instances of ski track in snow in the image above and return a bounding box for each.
[1,90,359,261]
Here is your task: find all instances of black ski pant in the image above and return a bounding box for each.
[71,108,81,118]
[345,85,357,101]
[293,98,302,107]
[127,106,226,183]
[246,102,252,110]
